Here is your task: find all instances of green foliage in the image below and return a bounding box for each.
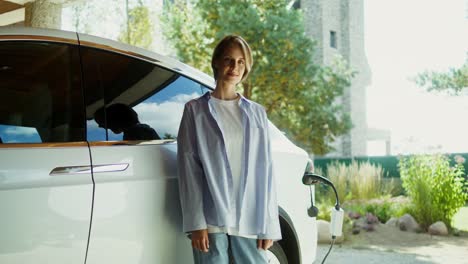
[391,198,412,219]
[316,202,331,222]
[163,133,176,139]
[414,62,468,95]
[315,161,397,204]
[364,202,394,223]
[344,197,410,223]
[67,0,123,37]
[381,177,405,197]
[398,154,468,230]
[118,3,153,49]
[65,0,151,47]
[161,0,354,155]
[348,162,383,201]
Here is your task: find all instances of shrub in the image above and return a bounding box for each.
[348,161,382,200]
[316,202,332,222]
[366,203,390,223]
[315,160,398,204]
[398,154,468,230]
[317,163,348,203]
[344,197,410,223]
[381,177,405,197]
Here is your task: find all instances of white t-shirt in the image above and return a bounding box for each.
[207,94,257,239]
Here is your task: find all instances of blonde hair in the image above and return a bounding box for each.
[211,35,253,82]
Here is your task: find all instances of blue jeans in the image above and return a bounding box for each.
[192,233,267,264]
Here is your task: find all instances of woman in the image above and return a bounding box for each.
[177,35,281,264]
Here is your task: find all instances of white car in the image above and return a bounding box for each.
[0,27,317,264]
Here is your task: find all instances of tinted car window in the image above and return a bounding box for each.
[81,47,204,141]
[0,41,84,143]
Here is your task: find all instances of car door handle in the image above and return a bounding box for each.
[50,163,129,175]
[91,163,129,173]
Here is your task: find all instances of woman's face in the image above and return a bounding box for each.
[215,44,246,85]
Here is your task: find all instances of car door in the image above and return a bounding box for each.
[0,36,93,264]
[79,43,204,263]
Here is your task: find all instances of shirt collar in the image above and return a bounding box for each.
[203,91,251,106]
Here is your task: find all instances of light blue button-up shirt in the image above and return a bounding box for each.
[177,92,281,240]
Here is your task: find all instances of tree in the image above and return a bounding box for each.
[118,0,153,49]
[65,0,154,57]
[161,0,354,155]
[414,62,468,95]
[69,1,93,34]
[66,0,123,39]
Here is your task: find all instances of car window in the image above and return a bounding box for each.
[81,47,205,142]
[0,41,84,144]
[201,86,213,95]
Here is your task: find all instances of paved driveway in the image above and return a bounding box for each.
[313,217,468,264]
[315,245,434,264]
[315,244,468,264]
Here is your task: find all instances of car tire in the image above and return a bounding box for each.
[267,242,288,264]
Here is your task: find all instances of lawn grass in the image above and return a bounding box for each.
[453,206,468,231]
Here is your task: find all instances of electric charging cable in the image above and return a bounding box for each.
[302,173,344,264]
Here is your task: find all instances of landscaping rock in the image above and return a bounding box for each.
[363,223,376,232]
[428,221,448,236]
[352,217,366,228]
[385,217,398,227]
[398,214,420,232]
[352,216,377,232]
[352,227,361,235]
[348,211,361,219]
[317,219,344,244]
[366,213,379,224]
[352,219,360,228]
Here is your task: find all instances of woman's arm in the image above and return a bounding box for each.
[177,103,207,233]
[258,109,282,241]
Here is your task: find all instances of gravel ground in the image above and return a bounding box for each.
[312,223,468,264]
[315,245,443,264]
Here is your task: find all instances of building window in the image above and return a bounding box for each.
[330,31,337,48]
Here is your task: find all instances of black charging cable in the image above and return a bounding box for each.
[303,173,341,210]
[302,172,341,264]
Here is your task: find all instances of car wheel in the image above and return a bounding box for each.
[266,242,288,264]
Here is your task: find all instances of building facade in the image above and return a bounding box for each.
[301,0,372,157]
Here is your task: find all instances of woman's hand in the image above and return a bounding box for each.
[257,239,273,250]
[191,229,209,252]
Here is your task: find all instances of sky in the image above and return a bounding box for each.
[364,0,468,155]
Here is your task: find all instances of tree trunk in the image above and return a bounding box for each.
[25,0,62,29]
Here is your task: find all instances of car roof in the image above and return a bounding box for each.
[0,26,215,89]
